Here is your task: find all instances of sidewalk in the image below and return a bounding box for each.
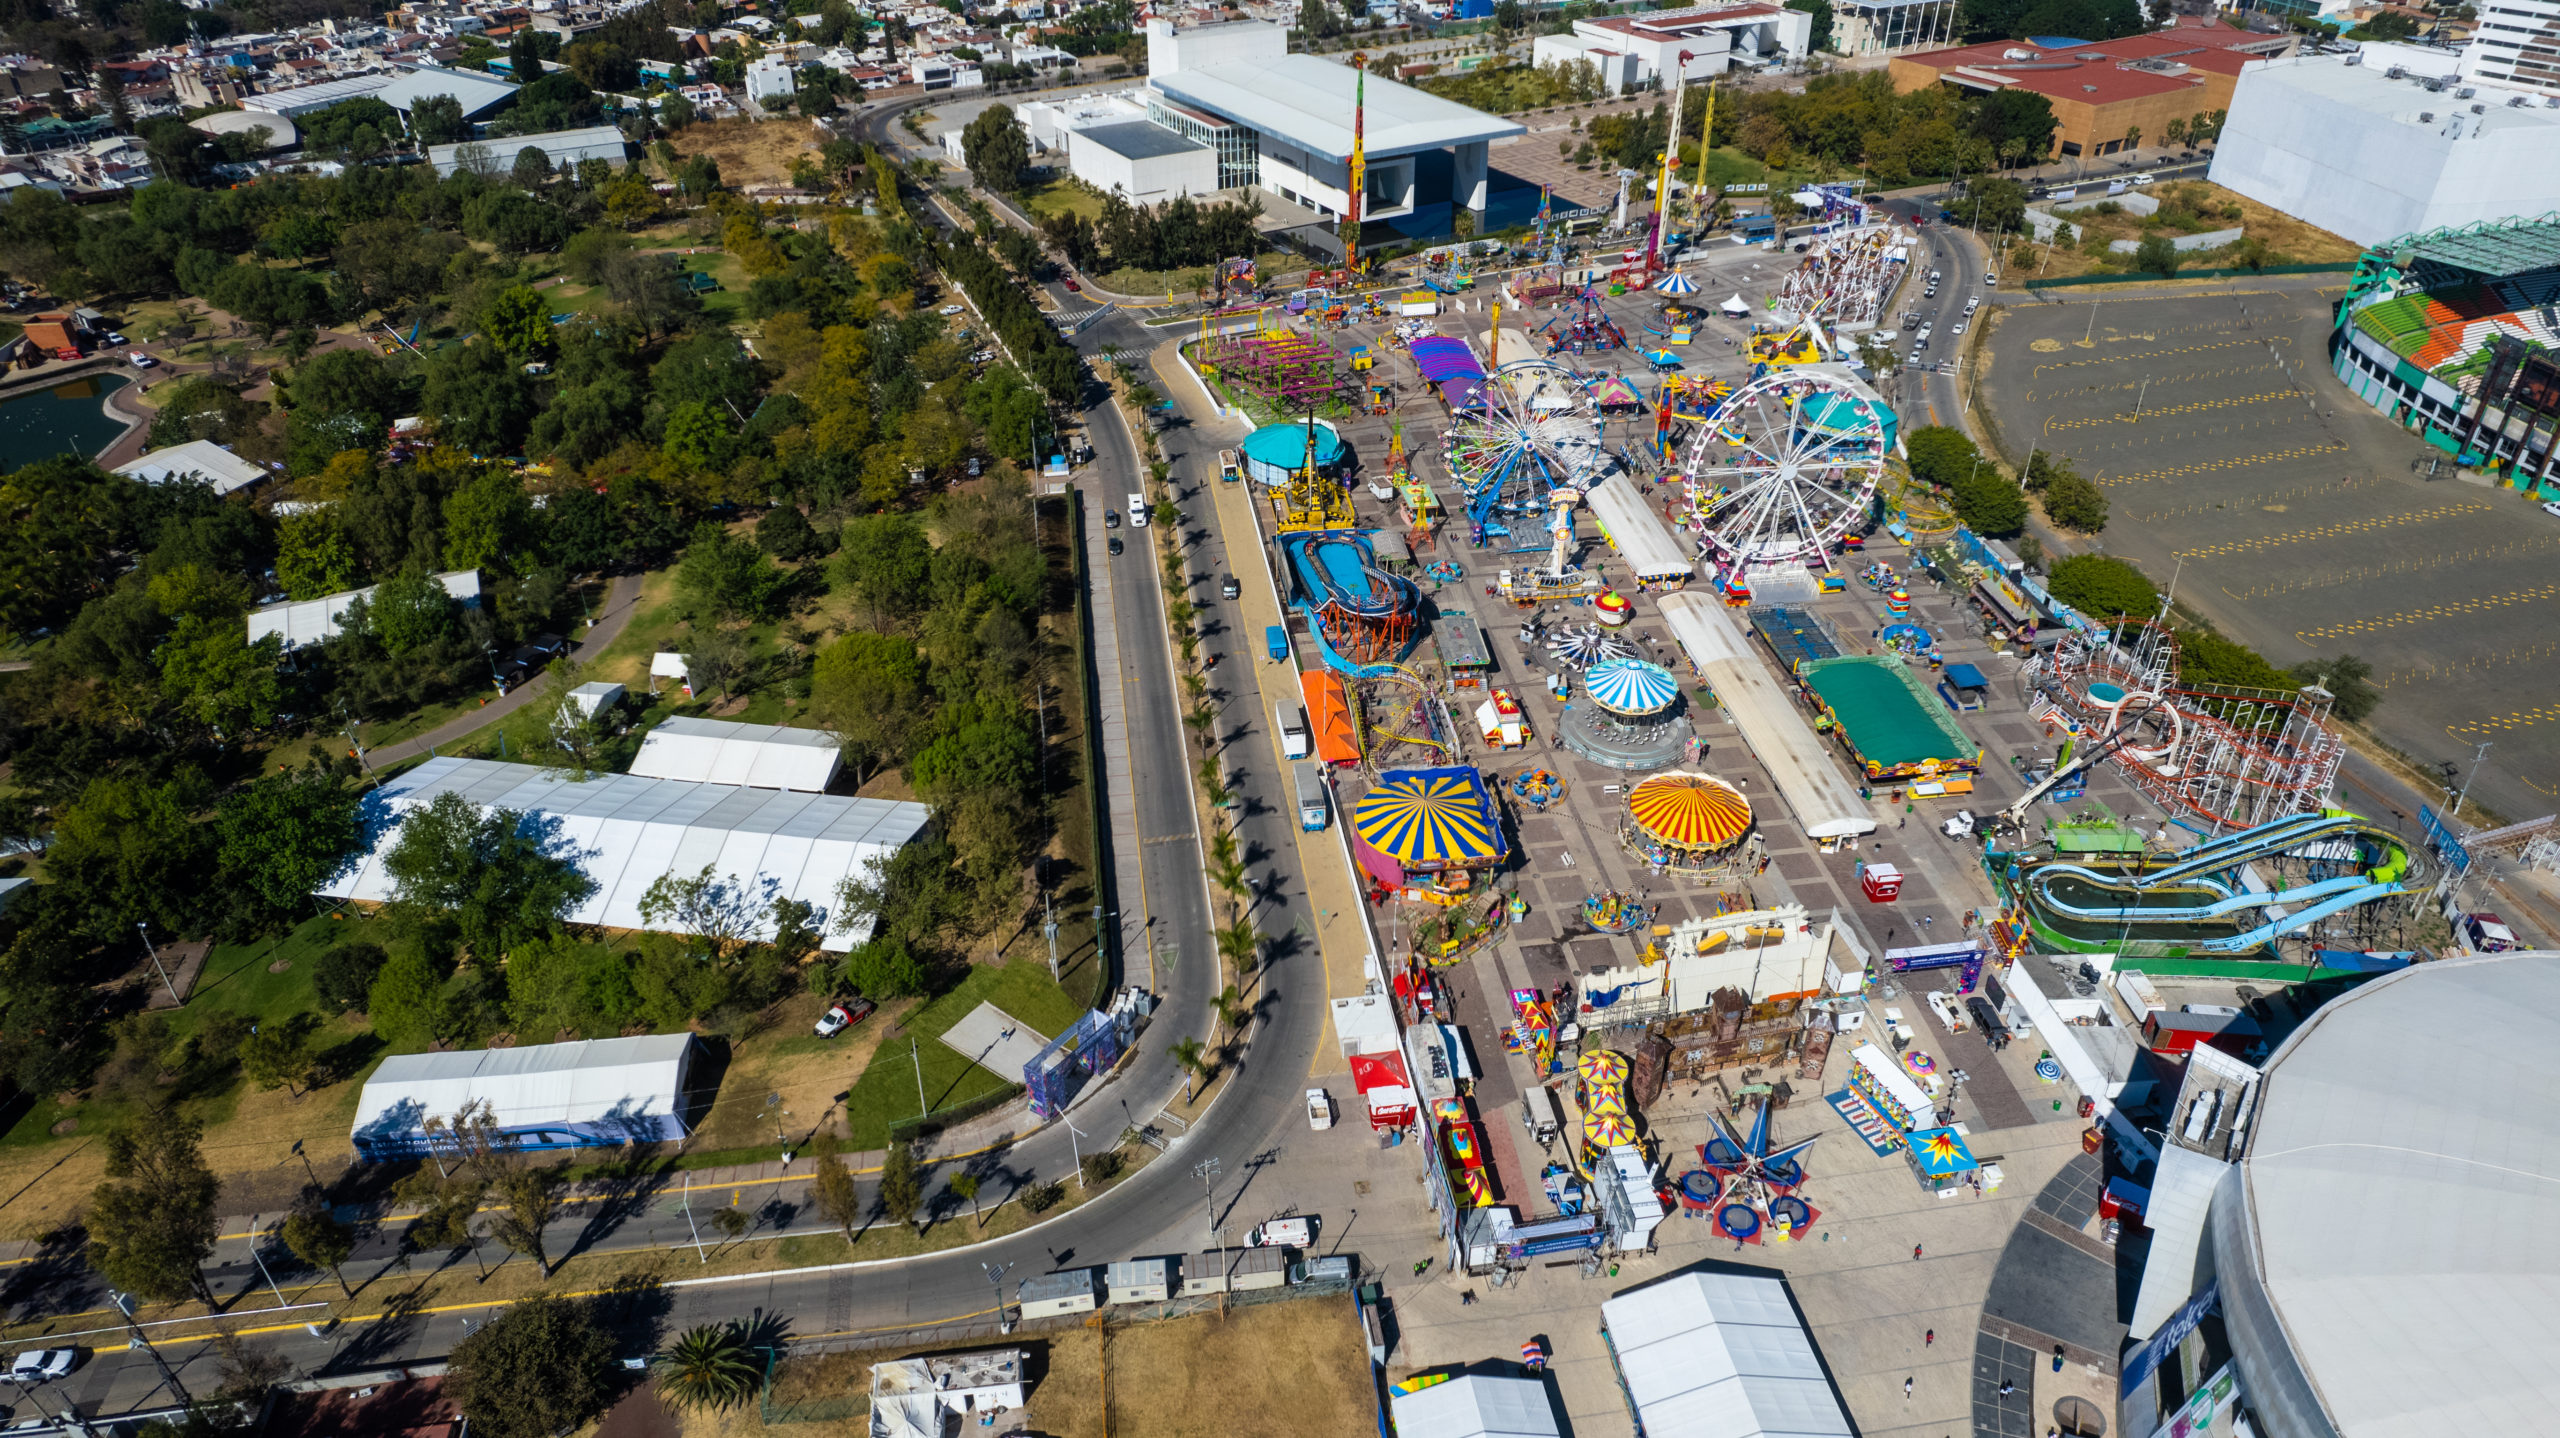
[1072,415,1155,990]
[1146,339,1376,1075]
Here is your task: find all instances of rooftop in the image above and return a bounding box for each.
[427,122,626,176]
[114,439,268,496]
[1151,54,1523,162]
[1580,3,1790,38]
[1076,118,1211,161]
[376,63,517,116]
[2238,952,2560,1437]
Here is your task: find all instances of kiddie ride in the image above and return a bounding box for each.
[1582,888,1655,934]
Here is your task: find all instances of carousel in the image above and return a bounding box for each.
[1620,770,1760,880]
[1546,624,1634,668]
[1560,656,1694,771]
[1349,767,1511,913]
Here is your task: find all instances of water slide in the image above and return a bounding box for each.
[2023,811,2413,954]
[1284,531,1419,679]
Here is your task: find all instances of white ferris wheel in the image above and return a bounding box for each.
[1679,368,1891,578]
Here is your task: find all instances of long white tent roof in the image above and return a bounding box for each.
[628,716,842,792]
[247,570,481,651]
[320,756,927,949]
[1581,475,1695,582]
[1151,54,1523,162]
[1600,1271,1854,1438]
[353,1034,695,1148]
[1389,1374,1561,1438]
[1658,592,1875,837]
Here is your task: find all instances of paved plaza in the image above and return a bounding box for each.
[1978,280,2560,823]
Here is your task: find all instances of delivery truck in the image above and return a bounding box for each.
[1294,761,1329,830]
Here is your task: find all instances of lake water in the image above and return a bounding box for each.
[0,371,135,473]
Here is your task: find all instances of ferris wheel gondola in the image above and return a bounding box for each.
[1681,369,1891,579]
[1443,358,1619,543]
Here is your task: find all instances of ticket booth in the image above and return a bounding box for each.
[1858,862,1904,902]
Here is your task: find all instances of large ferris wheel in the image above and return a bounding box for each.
[1442,358,1618,542]
[1680,369,1891,577]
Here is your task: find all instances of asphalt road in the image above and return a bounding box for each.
[1874,195,1989,435]
[14,97,1341,1427]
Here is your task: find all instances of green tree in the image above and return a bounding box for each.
[487,1165,565,1277]
[811,1144,861,1239]
[216,767,363,931]
[878,1142,922,1224]
[835,512,933,630]
[160,621,288,734]
[47,774,214,940]
[482,283,555,359]
[313,941,389,1012]
[949,1171,983,1225]
[1950,470,2028,536]
[366,948,449,1050]
[2132,233,2180,276]
[411,93,470,145]
[364,568,457,656]
[681,624,755,703]
[655,1324,760,1412]
[961,104,1031,193]
[1970,176,2027,236]
[275,509,361,599]
[446,1295,611,1438]
[420,341,537,457]
[441,468,536,573]
[280,1205,357,1296]
[1902,424,1982,490]
[676,522,780,623]
[2293,654,2380,722]
[381,792,598,957]
[85,1115,222,1304]
[2045,554,2159,618]
[1168,1035,1209,1100]
[240,1012,324,1097]
[2042,468,2108,532]
[808,632,924,785]
[838,934,928,999]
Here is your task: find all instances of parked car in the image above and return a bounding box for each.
[1103,508,1120,528]
[2540,500,2560,519]
[1305,1088,1334,1130]
[2461,913,2519,953]
[1063,277,1081,292]
[1250,1216,1315,1248]
[814,998,877,1038]
[938,303,966,316]
[8,1350,77,1384]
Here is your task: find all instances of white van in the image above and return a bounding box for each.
[1276,702,1310,759]
[1127,493,1148,527]
[2130,172,2158,186]
[1251,1216,1315,1248]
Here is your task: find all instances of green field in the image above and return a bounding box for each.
[840,958,1087,1148]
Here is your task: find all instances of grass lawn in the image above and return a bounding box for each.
[838,958,1085,1148]
[1023,180,1106,224]
[0,913,394,1239]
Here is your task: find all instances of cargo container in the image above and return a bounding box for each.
[1017,1269,1098,1319]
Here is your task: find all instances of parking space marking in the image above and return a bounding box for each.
[2026,362,2291,404]
[2099,440,2352,487]
[2296,575,2560,640]
[2220,532,2560,598]
[2178,499,2492,561]
[2029,336,2292,378]
[2131,474,2390,522]
[2046,389,2300,431]
[2381,641,2560,690]
[2451,701,2560,738]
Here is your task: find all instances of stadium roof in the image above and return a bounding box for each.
[2390,212,2560,281]
[627,716,842,792]
[1150,55,1522,162]
[1076,120,1209,161]
[2236,952,2560,1436]
[320,756,928,949]
[353,1035,697,1154]
[1599,1270,1853,1438]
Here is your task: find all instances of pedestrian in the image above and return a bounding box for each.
[1999,1380,2015,1398]
[1414,1258,1433,1277]
[1462,1290,1476,1305]
[1904,1378,1914,1400]
[1900,815,1907,829]
[1913,1243,1924,1260]
[1924,1329,1935,1347]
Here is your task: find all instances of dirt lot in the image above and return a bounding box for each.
[679,1295,1374,1437]
[667,119,829,190]
[2013,179,2362,281]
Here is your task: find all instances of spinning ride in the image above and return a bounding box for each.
[1695,1091,1821,1243]
[1443,357,1615,548]
[1566,656,1692,770]
[1548,625,1634,668]
[1682,369,1891,587]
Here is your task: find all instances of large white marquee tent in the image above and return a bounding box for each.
[1599,1270,1853,1438]
[627,716,844,792]
[319,756,927,949]
[351,1034,699,1159]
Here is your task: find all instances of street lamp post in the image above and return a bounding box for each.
[1193,1156,1225,1288]
[985,1261,1014,1334]
[2451,741,2494,821]
[133,923,180,1006]
[108,1292,191,1409]
[1065,1116,1088,1188]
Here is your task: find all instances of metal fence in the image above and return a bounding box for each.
[2023,262,2355,291]
[756,1274,1358,1424]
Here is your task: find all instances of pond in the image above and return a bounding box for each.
[0,370,135,473]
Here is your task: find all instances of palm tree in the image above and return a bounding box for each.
[2163,116,2187,149]
[1215,984,1250,1040]
[1216,916,1259,974]
[656,1324,761,1413]
[1168,1036,1211,1100]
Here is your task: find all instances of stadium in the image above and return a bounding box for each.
[2122,952,2560,1438]
[2330,211,2560,498]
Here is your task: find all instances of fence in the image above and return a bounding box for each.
[756,1272,1358,1424]
[2023,261,2356,291]
[886,1081,1028,1146]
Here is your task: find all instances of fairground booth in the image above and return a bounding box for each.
[1351,766,1511,905]
[1792,654,1982,784]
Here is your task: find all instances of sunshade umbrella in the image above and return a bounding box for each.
[1351,771,1502,868]
[1643,349,1682,369]
[1654,271,1699,295]
[1626,771,1754,851]
[1583,658,1680,716]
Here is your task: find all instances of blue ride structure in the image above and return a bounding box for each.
[2011,809,2418,957]
[1281,530,1421,677]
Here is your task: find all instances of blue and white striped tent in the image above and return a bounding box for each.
[1583,658,1680,716]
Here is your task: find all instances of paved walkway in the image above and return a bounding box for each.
[1073,455,1151,990]
[1148,339,1378,1074]
[361,572,645,771]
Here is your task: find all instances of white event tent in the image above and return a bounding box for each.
[1599,1270,1854,1438]
[319,756,927,949]
[627,716,843,792]
[350,1034,699,1159]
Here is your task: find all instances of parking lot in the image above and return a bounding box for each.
[1979,280,2560,823]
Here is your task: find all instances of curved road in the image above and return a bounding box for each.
[29,95,1346,1424]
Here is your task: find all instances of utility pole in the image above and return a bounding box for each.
[2452,740,2493,820]
[1192,1156,1224,1282]
[244,1217,293,1309]
[985,1261,1014,1334]
[911,1040,928,1122]
[134,923,180,1006]
[108,1292,191,1409]
[1065,1115,1088,1188]
[2132,374,2150,420]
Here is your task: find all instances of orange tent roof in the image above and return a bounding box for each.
[1303,670,1359,765]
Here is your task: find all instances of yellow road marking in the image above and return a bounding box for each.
[2452,702,2560,738]
[2047,389,2299,431]
[2100,441,2352,488]
[2299,578,2560,641]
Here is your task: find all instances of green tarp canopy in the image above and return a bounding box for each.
[1799,655,1979,769]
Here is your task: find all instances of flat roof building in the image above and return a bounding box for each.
[1890,20,2295,159]
[628,716,842,792]
[376,65,519,123]
[1067,119,1217,203]
[115,439,269,497]
[428,123,627,177]
[351,1034,699,1159]
[237,70,397,118]
[320,755,929,949]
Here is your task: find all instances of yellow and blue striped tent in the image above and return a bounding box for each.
[1351,767,1508,872]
